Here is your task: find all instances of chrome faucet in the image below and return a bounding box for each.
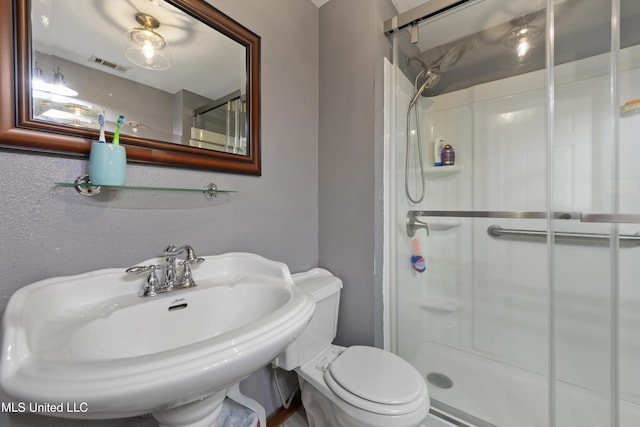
[163,244,178,291]
[163,245,204,289]
[126,244,205,297]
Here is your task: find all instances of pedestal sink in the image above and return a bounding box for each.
[0,252,315,426]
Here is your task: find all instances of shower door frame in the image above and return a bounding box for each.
[383,0,629,426]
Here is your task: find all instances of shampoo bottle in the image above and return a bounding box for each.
[441,144,455,166]
[433,137,445,166]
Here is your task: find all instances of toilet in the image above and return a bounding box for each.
[272,268,430,427]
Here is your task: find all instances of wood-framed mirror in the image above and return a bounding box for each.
[0,0,261,175]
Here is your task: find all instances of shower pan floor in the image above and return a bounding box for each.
[409,341,640,427]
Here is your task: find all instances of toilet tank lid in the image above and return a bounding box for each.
[292,268,343,302]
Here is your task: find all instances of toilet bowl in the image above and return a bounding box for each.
[272,268,429,427]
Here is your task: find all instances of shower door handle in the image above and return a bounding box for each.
[580,213,640,224]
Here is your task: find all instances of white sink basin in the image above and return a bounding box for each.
[1,252,314,424]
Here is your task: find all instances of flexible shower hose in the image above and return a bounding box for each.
[405,72,426,204]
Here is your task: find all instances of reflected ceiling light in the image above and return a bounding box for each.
[126,120,147,133]
[32,91,97,113]
[39,14,50,28]
[32,63,79,97]
[41,108,93,124]
[32,61,44,85]
[504,26,539,64]
[52,67,79,96]
[125,13,171,71]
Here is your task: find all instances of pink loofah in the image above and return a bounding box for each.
[411,255,426,272]
[411,238,426,273]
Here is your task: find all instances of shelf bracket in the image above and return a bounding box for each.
[202,183,218,199]
[74,174,102,197]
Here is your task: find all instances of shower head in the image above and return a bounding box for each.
[405,44,465,107]
[434,44,467,71]
[409,69,440,108]
[407,44,466,76]
[406,55,429,72]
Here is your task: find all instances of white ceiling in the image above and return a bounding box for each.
[309,0,417,13]
[310,0,331,7]
[310,0,413,12]
[391,0,426,14]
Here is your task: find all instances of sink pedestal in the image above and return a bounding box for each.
[153,390,227,427]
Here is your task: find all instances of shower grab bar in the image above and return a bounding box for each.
[407,210,640,223]
[406,210,579,236]
[406,211,640,240]
[487,225,640,247]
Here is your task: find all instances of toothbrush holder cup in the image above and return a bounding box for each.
[89,142,127,185]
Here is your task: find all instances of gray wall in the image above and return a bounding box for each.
[0,0,400,424]
[0,0,318,425]
[318,0,394,348]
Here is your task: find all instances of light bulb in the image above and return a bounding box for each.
[142,40,155,64]
[124,14,171,70]
[516,38,530,58]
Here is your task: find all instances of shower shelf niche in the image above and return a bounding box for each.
[423,165,463,180]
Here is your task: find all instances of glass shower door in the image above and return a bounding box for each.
[552,0,640,425]
[386,0,640,425]
[617,4,640,423]
[389,1,554,425]
[550,0,614,424]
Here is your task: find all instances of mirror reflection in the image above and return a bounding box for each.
[30,0,247,155]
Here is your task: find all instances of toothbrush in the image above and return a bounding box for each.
[98,111,106,143]
[112,114,125,145]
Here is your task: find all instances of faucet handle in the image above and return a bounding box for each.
[181,256,204,266]
[126,264,162,297]
[176,256,203,289]
[125,265,149,274]
[183,246,204,264]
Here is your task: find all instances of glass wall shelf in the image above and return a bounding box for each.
[52,175,235,209]
[55,175,234,198]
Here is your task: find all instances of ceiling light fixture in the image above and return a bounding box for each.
[504,26,539,65]
[125,13,171,71]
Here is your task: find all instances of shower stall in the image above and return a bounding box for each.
[383,0,640,426]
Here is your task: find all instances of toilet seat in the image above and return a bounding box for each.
[323,346,427,415]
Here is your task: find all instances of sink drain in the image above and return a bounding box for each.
[426,372,453,389]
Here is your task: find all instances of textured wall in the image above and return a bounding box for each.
[0,0,318,425]
[317,0,393,348]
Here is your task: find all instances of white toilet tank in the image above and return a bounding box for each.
[272,268,343,371]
